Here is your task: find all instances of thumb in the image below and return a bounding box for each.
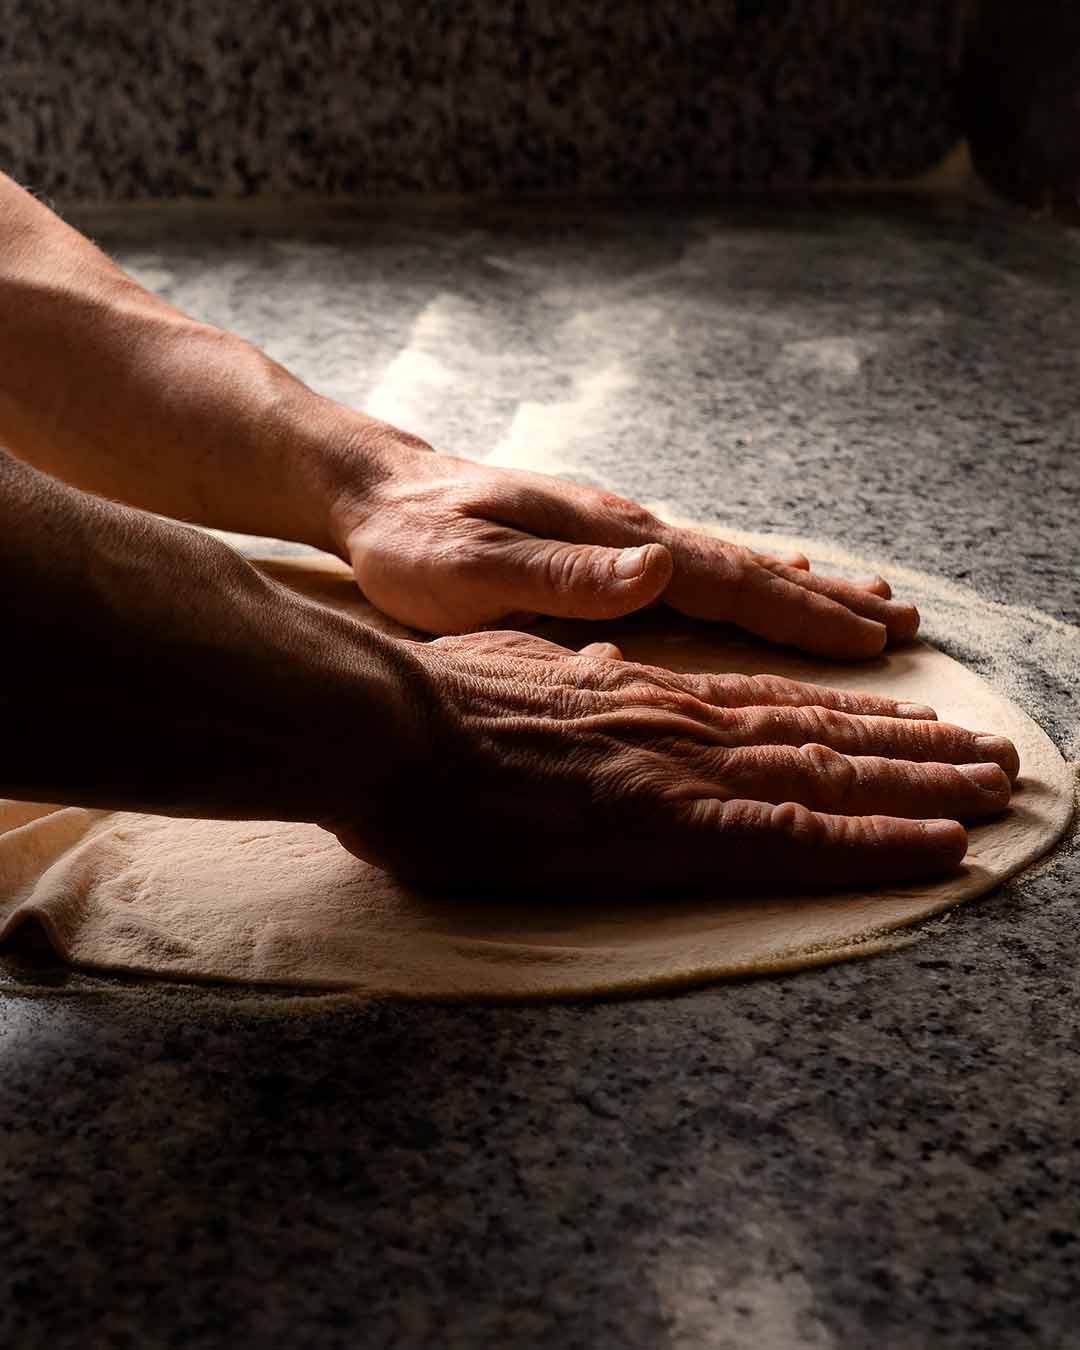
[502,537,674,621]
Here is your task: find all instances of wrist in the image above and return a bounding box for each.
[172,340,435,556]
[93,537,431,827]
[311,410,435,562]
[0,169,437,553]
[0,239,425,551]
[246,573,433,828]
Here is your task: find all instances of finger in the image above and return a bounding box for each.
[467,526,675,622]
[675,563,890,659]
[484,481,915,650]
[715,707,1020,781]
[756,558,918,643]
[676,671,938,721]
[678,798,967,887]
[704,744,1012,821]
[579,641,625,661]
[755,554,893,598]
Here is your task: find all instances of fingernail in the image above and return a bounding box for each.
[888,602,921,637]
[867,620,888,648]
[921,819,967,855]
[958,762,1008,791]
[974,735,1011,756]
[897,702,936,720]
[973,734,1020,781]
[614,545,649,580]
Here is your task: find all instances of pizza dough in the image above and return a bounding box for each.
[0,553,1072,1001]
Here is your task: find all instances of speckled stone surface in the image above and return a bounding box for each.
[2,195,1079,1348]
[1,0,964,200]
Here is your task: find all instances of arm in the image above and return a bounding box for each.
[0,448,420,821]
[1,448,1014,888]
[0,172,922,659]
[0,178,1014,889]
[0,171,404,549]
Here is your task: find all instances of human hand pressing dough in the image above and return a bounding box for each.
[329,630,1018,894]
[328,441,920,659]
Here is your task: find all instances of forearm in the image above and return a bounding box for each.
[0,173,411,548]
[0,449,421,822]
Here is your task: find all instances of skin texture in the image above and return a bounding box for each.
[327,440,920,657]
[330,630,1014,891]
[0,172,1019,889]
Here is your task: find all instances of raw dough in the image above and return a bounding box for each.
[0,553,1072,1000]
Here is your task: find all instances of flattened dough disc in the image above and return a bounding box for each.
[0,553,1072,1000]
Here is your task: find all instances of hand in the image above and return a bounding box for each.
[328,439,920,659]
[328,631,1018,893]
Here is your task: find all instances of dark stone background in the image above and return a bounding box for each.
[963,0,1080,212]
[0,0,966,200]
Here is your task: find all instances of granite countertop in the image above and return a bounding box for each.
[2,193,1078,1349]
[5,2,961,199]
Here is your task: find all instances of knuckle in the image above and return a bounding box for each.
[897,720,930,758]
[684,798,725,831]
[848,813,887,847]
[712,546,749,591]
[694,674,758,708]
[594,748,677,808]
[543,542,592,594]
[707,705,754,746]
[709,706,744,744]
[596,491,657,534]
[747,674,795,704]
[797,742,857,801]
[727,554,755,601]
[769,800,824,844]
[629,684,709,726]
[717,798,765,830]
[794,705,842,744]
[689,673,724,707]
[601,669,695,713]
[651,686,703,719]
[579,641,623,663]
[707,673,805,712]
[432,526,487,579]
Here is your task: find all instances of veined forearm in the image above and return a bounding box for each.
[0,449,418,822]
[0,173,389,548]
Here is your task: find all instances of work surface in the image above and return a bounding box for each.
[4,195,1079,1349]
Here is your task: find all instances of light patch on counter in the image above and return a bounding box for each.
[120,260,177,296]
[0,994,89,1082]
[483,363,631,477]
[363,295,458,434]
[154,258,253,333]
[776,337,870,381]
[649,1253,835,1349]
